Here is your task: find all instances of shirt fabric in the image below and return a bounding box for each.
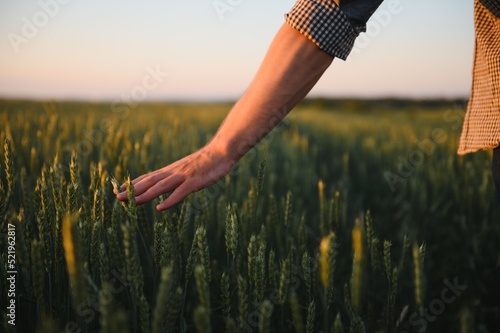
[285,0,383,60]
[458,0,500,154]
[284,0,500,155]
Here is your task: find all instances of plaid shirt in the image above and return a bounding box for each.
[285,0,383,59]
[458,0,500,154]
[284,0,499,153]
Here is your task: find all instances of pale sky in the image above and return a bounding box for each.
[0,0,474,101]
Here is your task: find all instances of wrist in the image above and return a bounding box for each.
[205,135,240,168]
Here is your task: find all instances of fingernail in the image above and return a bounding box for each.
[117,192,126,200]
[156,204,164,211]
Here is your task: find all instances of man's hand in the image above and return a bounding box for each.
[116,143,234,211]
[115,23,333,210]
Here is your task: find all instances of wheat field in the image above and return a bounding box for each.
[0,99,499,332]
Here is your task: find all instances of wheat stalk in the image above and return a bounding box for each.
[277,257,290,304]
[283,191,293,229]
[383,241,392,283]
[62,213,88,307]
[412,242,424,307]
[302,251,312,297]
[166,287,183,332]
[333,313,343,333]
[225,203,238,260]
[152,266,173,333]
[196,226,212,283]
[247,234,257,291]
[290,291,304,333]
[237,274,248,331]
[319,232,335,289]
[194,305,211,333]
[259,300,273,333]
[254,240,267,305]
[31,239,46,311]
[318,180,326,235]
[221,272,231,320]
[4,138,15,198]
[268,249,277,290]
[306,300,315,333]
[351,220,363,313]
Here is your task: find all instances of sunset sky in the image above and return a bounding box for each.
[0,0,474,101]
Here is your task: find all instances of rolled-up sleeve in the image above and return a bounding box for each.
[480,0,500,18]
[285,0,381,60]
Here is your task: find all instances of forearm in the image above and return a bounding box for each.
[209,23,334,162]
[119,23,335,210]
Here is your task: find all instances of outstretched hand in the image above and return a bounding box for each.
[115,143,234,211]
[115,23,334,211]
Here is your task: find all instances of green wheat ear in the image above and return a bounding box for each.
[225,203,238,260]
[152,266,173,333]
[318,180,326,235]
[166,287,183,333]
[31,239,46,311]
[290,291,304,333]
[268,249,277,289]
[333,313,343,333]
[383,240,392,282]
[185,234,198,283]
[351,220,363,313]
[306,300,316,333]
[195,265,210,309]
[254,240,266,305]
[284,191,293,228]
[195,226,212,283]
[257,159,267,194]
[459,307,474,333]
[302,251,312,297]
[221,272,231,319]
[247,235,257,290]
[412,242,425,307]
[110,175,122,193]
[100,283,129,333]
[278,257,291,305]
[259,300,273,333]
[4,137,15,196]
[194,305,211,333]
[237,274,248,332]
[225,317,237,333]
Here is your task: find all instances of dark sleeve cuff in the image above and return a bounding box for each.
[285,0,360,60]
[480,0,500,18]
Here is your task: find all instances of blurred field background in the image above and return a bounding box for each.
[1,98,499,332]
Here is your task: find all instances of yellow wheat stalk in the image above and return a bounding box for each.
[319,231,335,288]
[351,221,363,312]
[63,214,77,277]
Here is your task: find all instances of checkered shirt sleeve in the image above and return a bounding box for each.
[458,0,500,154]
[285,0,360,60]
